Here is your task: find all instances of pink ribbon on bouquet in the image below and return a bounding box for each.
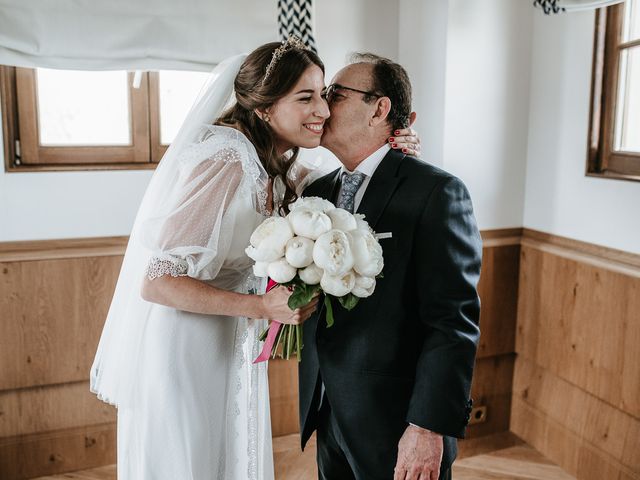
[253,279,282,364]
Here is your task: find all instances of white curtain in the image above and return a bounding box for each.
[0,0,278,71]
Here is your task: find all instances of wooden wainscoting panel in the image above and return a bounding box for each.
[0,381,115,438]
[0,423,116,480]
[511,397,638,480]
[512,357,639,473]
[476,245,520,359]
[465,354,515,439]
[516,244,640,418]
[268,358,299,437]
[0,256,122,391]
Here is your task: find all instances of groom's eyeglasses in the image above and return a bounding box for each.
[322,84,381,104]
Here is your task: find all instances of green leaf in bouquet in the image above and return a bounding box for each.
[324,295,335,328]
[338,293,360,311]
[286,324,295,360]
[258,326,269,342]
[273,323,286,359]
[288,282,321,310]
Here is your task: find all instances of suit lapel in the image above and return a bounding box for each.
[305,168,341,202]
[357,149,405,230]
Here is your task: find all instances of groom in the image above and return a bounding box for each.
[298,53,482,480]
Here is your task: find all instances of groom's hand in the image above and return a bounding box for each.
[394,424,443,480]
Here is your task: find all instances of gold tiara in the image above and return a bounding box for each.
[262,36,309,85]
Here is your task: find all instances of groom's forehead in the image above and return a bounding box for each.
[332,63,374,87]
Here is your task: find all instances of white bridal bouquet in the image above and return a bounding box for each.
[247,196,385,362]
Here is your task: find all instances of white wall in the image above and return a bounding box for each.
[3,1,637,254]
[399,0,449,168]
[399,0,534,231]
[442,0,533,231]
[0,0,399,242]
[523,10,640,254]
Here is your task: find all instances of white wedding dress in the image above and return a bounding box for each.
[90,54,327,479]
[93,124,275,479]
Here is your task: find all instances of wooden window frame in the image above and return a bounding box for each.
[148,72,170,164]
[587,3,640,182]
[1,66,157,172]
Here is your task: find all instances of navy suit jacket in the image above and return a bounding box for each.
[298,148,482,470]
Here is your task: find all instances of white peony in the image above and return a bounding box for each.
[349,229,384,277]
[249,216,293,247]
[351,275,376,298]
[326,208,357,232]
[320,270,356,297]
[354,213,372,232]
[285,236,315,268]
[313,229,355,277]
[245,244,283,263]
[252,261,269,278]
[267,258,297,283]
[299,263,323,285]
[289,196,335,213]
[246,217,294,262]
[288,208,332,240]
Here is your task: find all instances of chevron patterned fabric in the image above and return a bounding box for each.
[277,0,318,53]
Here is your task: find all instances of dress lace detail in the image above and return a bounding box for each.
[247,320,261,480]
[238,272,267,480]
[145,255,189,280]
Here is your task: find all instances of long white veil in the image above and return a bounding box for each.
[90,54,250,407]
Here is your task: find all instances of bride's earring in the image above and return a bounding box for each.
[263,114,270,123]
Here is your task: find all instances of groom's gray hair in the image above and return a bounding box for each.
[348,52,412,130]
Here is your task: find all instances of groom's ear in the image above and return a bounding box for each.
[369,97,391,127]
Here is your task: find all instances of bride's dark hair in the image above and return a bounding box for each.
[216,42,325,214]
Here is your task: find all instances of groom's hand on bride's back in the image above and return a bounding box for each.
[260,286,319,325]
[389,111,421,157]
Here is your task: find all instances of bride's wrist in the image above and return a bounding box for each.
[247,294,267,320]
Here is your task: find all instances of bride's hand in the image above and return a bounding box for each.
[389,111,421,157]
[261,286,320,325]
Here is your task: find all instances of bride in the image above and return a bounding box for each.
[90,38,418,479]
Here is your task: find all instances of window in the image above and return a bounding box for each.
[588,0,640,181]
[0,67,209,171]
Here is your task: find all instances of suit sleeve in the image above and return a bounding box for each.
[406,176,482,438]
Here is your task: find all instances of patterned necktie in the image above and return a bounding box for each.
[336,171,366,213]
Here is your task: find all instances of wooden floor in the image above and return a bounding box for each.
[453,445,576,480]
[32,434,575,480]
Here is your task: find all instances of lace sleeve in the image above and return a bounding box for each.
[141,141,247,281]
[145,255,189,279]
